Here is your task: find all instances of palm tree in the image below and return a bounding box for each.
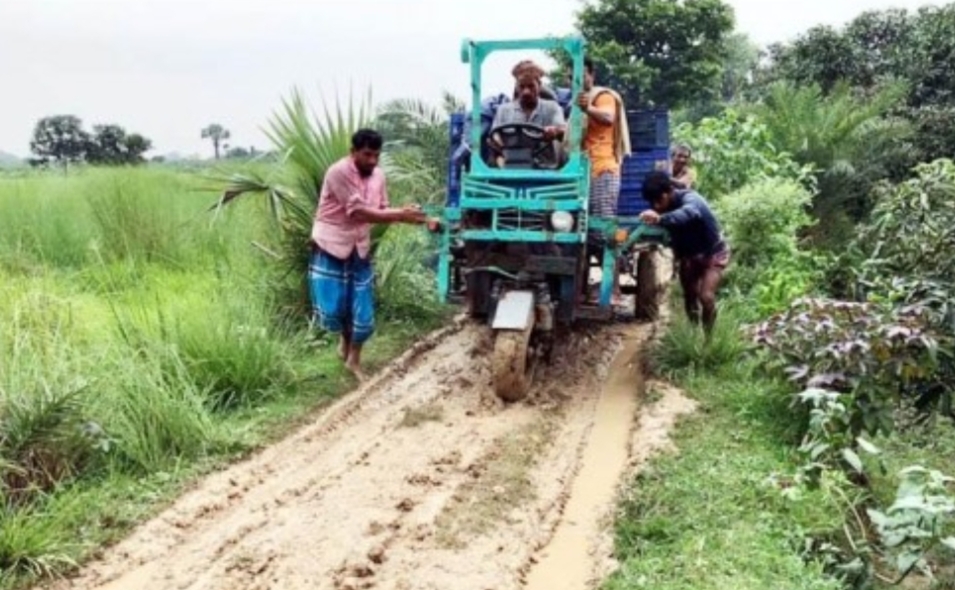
[207,87,448,325]
[746,80,914,228]
[201,124,231,160]
[207,88,373,321]
[376,90,466,206]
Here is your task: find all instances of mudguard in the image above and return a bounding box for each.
[491,290,536,331]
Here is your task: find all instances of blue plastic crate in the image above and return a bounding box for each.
[446,113,467,207]
[617,148,670,217]
[617,194,652,216]
[627,109,669,151]
[621,151,670,182]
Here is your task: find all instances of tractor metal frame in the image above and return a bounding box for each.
[424,35,669,400]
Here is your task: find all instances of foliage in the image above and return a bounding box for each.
[763,4,955,165]
[752,298,940,447]
[0,165,442,585]
[715,178,818,312]
[854,159,955,311]
[0,383,100,506]
[746,80,915,227]
[28,116,152,169]
[375,94,462,209]
[793,388,884,486]
[672,109,811,198]
[649,302,749,377]
[867,466,955,583]
[373,226,441,322]
[201,123,231,160]
[86,124,152,166]
[570,0,735,108]
[719,32,761,104]
[847,158,955,420]
[29,115,89,169]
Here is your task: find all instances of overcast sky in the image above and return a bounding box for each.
[0,0,939,158]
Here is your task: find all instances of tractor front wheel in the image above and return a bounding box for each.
[491,323,536,403]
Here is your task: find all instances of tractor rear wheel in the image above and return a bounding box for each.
[634,249,659,321]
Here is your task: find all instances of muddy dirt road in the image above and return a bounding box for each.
[45,255,694,590]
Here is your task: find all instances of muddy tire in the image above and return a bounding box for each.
[492,325,534,403]
[634,249,659,321]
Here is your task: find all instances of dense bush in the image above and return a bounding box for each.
[715,178,820,315]
[752,298,940,442]
[672,109,812,198]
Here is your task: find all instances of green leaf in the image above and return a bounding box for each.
[941,537,955,551]
[842,448,864,474]
[856,437,881,455]
[896,550,923,575]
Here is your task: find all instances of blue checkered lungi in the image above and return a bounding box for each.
[589,171,621,218]
[308,248,376,345]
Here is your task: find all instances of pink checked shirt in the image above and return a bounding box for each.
[311,156,390,260]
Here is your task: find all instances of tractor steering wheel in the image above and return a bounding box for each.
[488,122,560,170]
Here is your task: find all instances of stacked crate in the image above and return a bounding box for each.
[617,108,670,216]
[446,112,467,207]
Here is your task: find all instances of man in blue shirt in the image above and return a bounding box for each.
[638,171,730,333]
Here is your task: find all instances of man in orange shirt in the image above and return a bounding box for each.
[576,57,631,302]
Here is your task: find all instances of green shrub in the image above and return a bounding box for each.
[751,298,940,444]
[847,158,955,418]
[672,109,813,199]
[716,178,821,314]
[649,303,749,377]
[112,283,299,412]
[374,225,442,323]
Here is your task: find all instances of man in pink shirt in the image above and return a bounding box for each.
[310,129,429,379]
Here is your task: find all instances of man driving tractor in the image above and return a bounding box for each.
[487,59,566,167]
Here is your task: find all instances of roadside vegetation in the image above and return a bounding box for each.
[606,18,955,585]
[0,89,451,588]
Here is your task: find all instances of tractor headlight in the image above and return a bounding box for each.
[550,211,575,232]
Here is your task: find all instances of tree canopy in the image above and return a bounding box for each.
[572,0,735,108]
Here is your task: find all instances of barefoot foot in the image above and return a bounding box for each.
[344,359,366,382]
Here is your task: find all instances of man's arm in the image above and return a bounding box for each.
[488,103,509,149]
[350,206,424,224]
[324,166,425,225]
[544,100,567,140]
[659,195,703,227]
[582,92,615,127]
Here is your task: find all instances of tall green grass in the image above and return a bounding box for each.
[0,153,447,587]
[0,167,269,273]
[648,300,751,378]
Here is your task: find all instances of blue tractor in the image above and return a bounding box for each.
[428,35,671,402]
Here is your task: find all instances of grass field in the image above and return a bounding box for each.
[0,165,446,587]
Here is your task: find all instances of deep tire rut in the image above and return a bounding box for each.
[43,253,695,590]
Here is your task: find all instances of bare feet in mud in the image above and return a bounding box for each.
[345,359,366,382]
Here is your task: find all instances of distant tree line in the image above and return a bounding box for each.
[29,115,152,168]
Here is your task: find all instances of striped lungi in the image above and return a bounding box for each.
[589,171,621,218]
[308,248,376,345]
